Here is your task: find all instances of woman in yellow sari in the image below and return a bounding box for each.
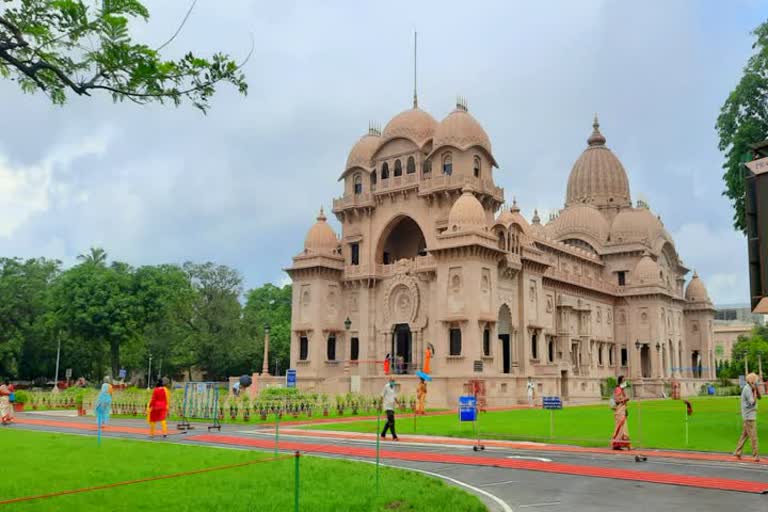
[610,375,631,450]
[416,378,427,415]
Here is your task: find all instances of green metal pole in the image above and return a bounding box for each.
[376,409,381,495]
[294,451,300,512]
[275,409,281,458]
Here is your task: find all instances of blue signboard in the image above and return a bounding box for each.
[542,396,563,410]
[458,395,477,422]
[286,369,297,388]
[118,368,127,380]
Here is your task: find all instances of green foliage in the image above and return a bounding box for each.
[717,19,768,232]
[13,389,29,403]
[601,376,617,398]
[243,282,292,375]
[0,0,248,111]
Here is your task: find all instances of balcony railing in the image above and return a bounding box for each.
[545,267,619,295]
[332,192,374,212]
[342,255,436,280]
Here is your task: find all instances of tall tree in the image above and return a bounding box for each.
[243,283,292,375]
[717,20,768,232]
[0,0,248,111]
[0,257,60,379]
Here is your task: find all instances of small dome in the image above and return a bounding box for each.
[632,253,663,285]
[304,207,338,253]
[530,209,544,237]
[449,187,487,231]
[565,116,631,209]
[610,207,668,245]
[544,204,609,245]
[685,271,710,302]
[432,103,494,163]
[382,107,437,146]
[345,131,381,172]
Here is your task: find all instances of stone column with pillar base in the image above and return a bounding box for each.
[262,325,271,376]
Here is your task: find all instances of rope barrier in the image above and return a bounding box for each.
[0,454,295,506]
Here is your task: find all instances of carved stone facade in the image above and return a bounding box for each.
[285,103,715,406]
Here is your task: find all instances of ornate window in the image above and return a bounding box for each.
[353,174,362,194]
[394,159,403,177]
[371,169,377,188]
[473,156,481,178]
[381,162,389,179]
[407,156,416,174]
[326,334,337,361]
[442,153,453,175]
[422,159,432,175]
[449,327,462,356]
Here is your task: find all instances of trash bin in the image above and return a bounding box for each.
[707,385,715,395]
[459,395,477,422]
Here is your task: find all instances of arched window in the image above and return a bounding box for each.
[381,162,389,179]
[371,169,377,188]
[422,159,432,176]
[473,156,481,178]
[449,327,462,356]
[407,156,416,174]
[442,154,453,175]
[326,334,337,361]
[353,174,362,195]
[394,159,403,177]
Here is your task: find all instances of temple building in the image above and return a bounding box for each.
[285,98,715,407]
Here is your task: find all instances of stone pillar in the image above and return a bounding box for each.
[262,326,271,376]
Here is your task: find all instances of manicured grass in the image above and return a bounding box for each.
[0,430,485,512]
[306,397,767,455]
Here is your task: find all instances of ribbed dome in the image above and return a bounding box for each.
[304,207,338,253]
[610,207,668,244]
[449,187,487,231]
[685,271,710,302]
[345,131,381,172]
[544,204,609,245]
[432,105,494,162]
[565,116,631,209]
[382,107,437,146]
[632,253,662,285]
[495,208,515,226]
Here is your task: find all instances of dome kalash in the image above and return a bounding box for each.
[286,100,717,409]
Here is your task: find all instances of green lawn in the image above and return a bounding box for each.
[0,430,485,512]
[305,397,767,454]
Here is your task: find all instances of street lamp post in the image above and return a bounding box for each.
[262,324,271,376]
[147,353,153,389]
[53,336,61,392]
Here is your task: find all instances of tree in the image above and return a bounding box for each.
[716,20,768,232]
[77,246,107,265]
[0,0,248,111]
[727,328,768,377]
[243,283,292,375]
[0,257,60,379]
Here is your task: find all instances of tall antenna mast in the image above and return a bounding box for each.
[413,31,418,109]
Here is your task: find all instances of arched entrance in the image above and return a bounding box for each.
[377,216,427,264]
[498,304,512,374]
[392,324,412,374]
[640,344,651,378]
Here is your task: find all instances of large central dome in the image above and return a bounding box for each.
[565,117,631,210]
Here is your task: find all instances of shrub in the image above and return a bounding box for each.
[601,377,617,398]
[14,390,30,403]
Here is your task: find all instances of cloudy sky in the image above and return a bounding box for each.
[0,1,765,304]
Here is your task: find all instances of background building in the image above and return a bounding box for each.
[287,99,716,406]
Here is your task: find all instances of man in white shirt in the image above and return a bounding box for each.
[380,377,399,441]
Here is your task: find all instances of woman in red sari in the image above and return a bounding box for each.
[611,375,631,450]
[147,379,170,438]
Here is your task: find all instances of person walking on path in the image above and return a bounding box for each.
[0,380,14,425]
[94,381,113,428]
[380,377,399,441]
[416,377,427,415]
[610,375,632,450]
[734,372,761,462]
[147,379,171,438]
[527,378,535,407]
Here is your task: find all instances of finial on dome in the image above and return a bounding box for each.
[532,209,541,224]
[317,206,326,222]
[413,31,418,109]
[692,269,698,278]
[587,113,606,146]
[511,197,520,212]
[456,95,468,112]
